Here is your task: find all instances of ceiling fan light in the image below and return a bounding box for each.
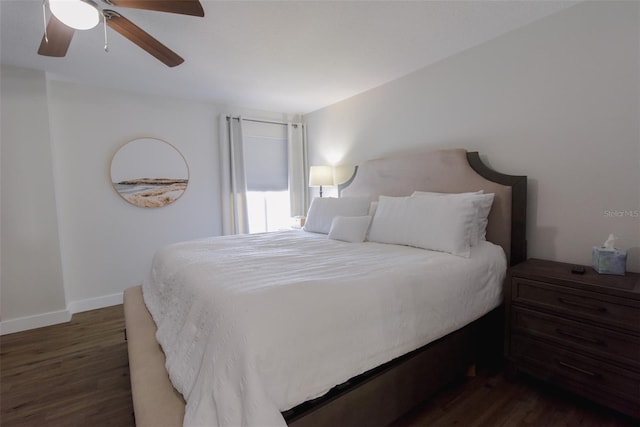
[49,0,100,30]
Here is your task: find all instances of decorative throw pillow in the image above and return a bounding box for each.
[328,216,372,243]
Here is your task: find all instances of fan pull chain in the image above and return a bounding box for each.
[42,0,48,43]
[103,13,109,52]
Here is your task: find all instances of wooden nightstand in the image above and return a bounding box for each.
[504,258,640,418]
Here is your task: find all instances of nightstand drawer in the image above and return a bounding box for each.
[512,307,640,368]
[512,278,640,332]
[511,336,640,398]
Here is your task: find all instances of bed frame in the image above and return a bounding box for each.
[124,148,526,426]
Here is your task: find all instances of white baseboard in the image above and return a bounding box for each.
[0,292,124,335]
[67,292,123,315]
[0,309,71,335]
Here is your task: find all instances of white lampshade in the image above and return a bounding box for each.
[309,166,334,187]
[49,0,100,30]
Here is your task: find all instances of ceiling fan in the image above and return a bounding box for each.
[38,0,204,67]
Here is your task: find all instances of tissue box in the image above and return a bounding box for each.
[592,246,627,275]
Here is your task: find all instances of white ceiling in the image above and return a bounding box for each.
[0,0,577,114]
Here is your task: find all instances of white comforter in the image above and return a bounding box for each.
[142,230,506,427]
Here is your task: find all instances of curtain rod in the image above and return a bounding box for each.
[226,115,301,128]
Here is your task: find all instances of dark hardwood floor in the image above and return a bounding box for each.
[391,369,637,427]
[1,305,637,427]
[1,306,134,427]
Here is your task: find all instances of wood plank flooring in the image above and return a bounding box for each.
[1,306,133,427]
[391,369,637,427]
[1,305,637,426]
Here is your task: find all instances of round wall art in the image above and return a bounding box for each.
[111,137,189,208]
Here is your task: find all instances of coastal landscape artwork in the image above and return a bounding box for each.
[111,138,189,208]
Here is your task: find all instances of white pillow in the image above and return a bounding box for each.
[411,191,494,245]
[304,197,371,234]
[473,194,494,241]
[368,201,378,217]
[368,195,477,257]
[328,216,372,243]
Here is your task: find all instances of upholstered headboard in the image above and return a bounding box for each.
[340,149,527,266]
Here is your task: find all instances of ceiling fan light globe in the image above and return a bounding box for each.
[49,0,100,30]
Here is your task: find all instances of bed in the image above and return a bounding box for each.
[124,148,527,427]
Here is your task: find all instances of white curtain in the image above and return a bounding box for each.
[288,123,308,217]
[219,115,250,235]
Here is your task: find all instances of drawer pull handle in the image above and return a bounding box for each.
[555,328,605,346]
[556,360,600,379]
[557,297,607,313]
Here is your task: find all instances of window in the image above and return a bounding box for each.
[220,116,306,236]
[243,122,290,233]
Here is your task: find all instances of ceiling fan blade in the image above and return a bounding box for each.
[38,15,75,57]
[105,0,204,17]
[106,12,184,67]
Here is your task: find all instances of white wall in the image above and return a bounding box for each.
[305,1,640,272]
[1,68,295,332]
[1,66,68,329]
[47,81,222,306]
